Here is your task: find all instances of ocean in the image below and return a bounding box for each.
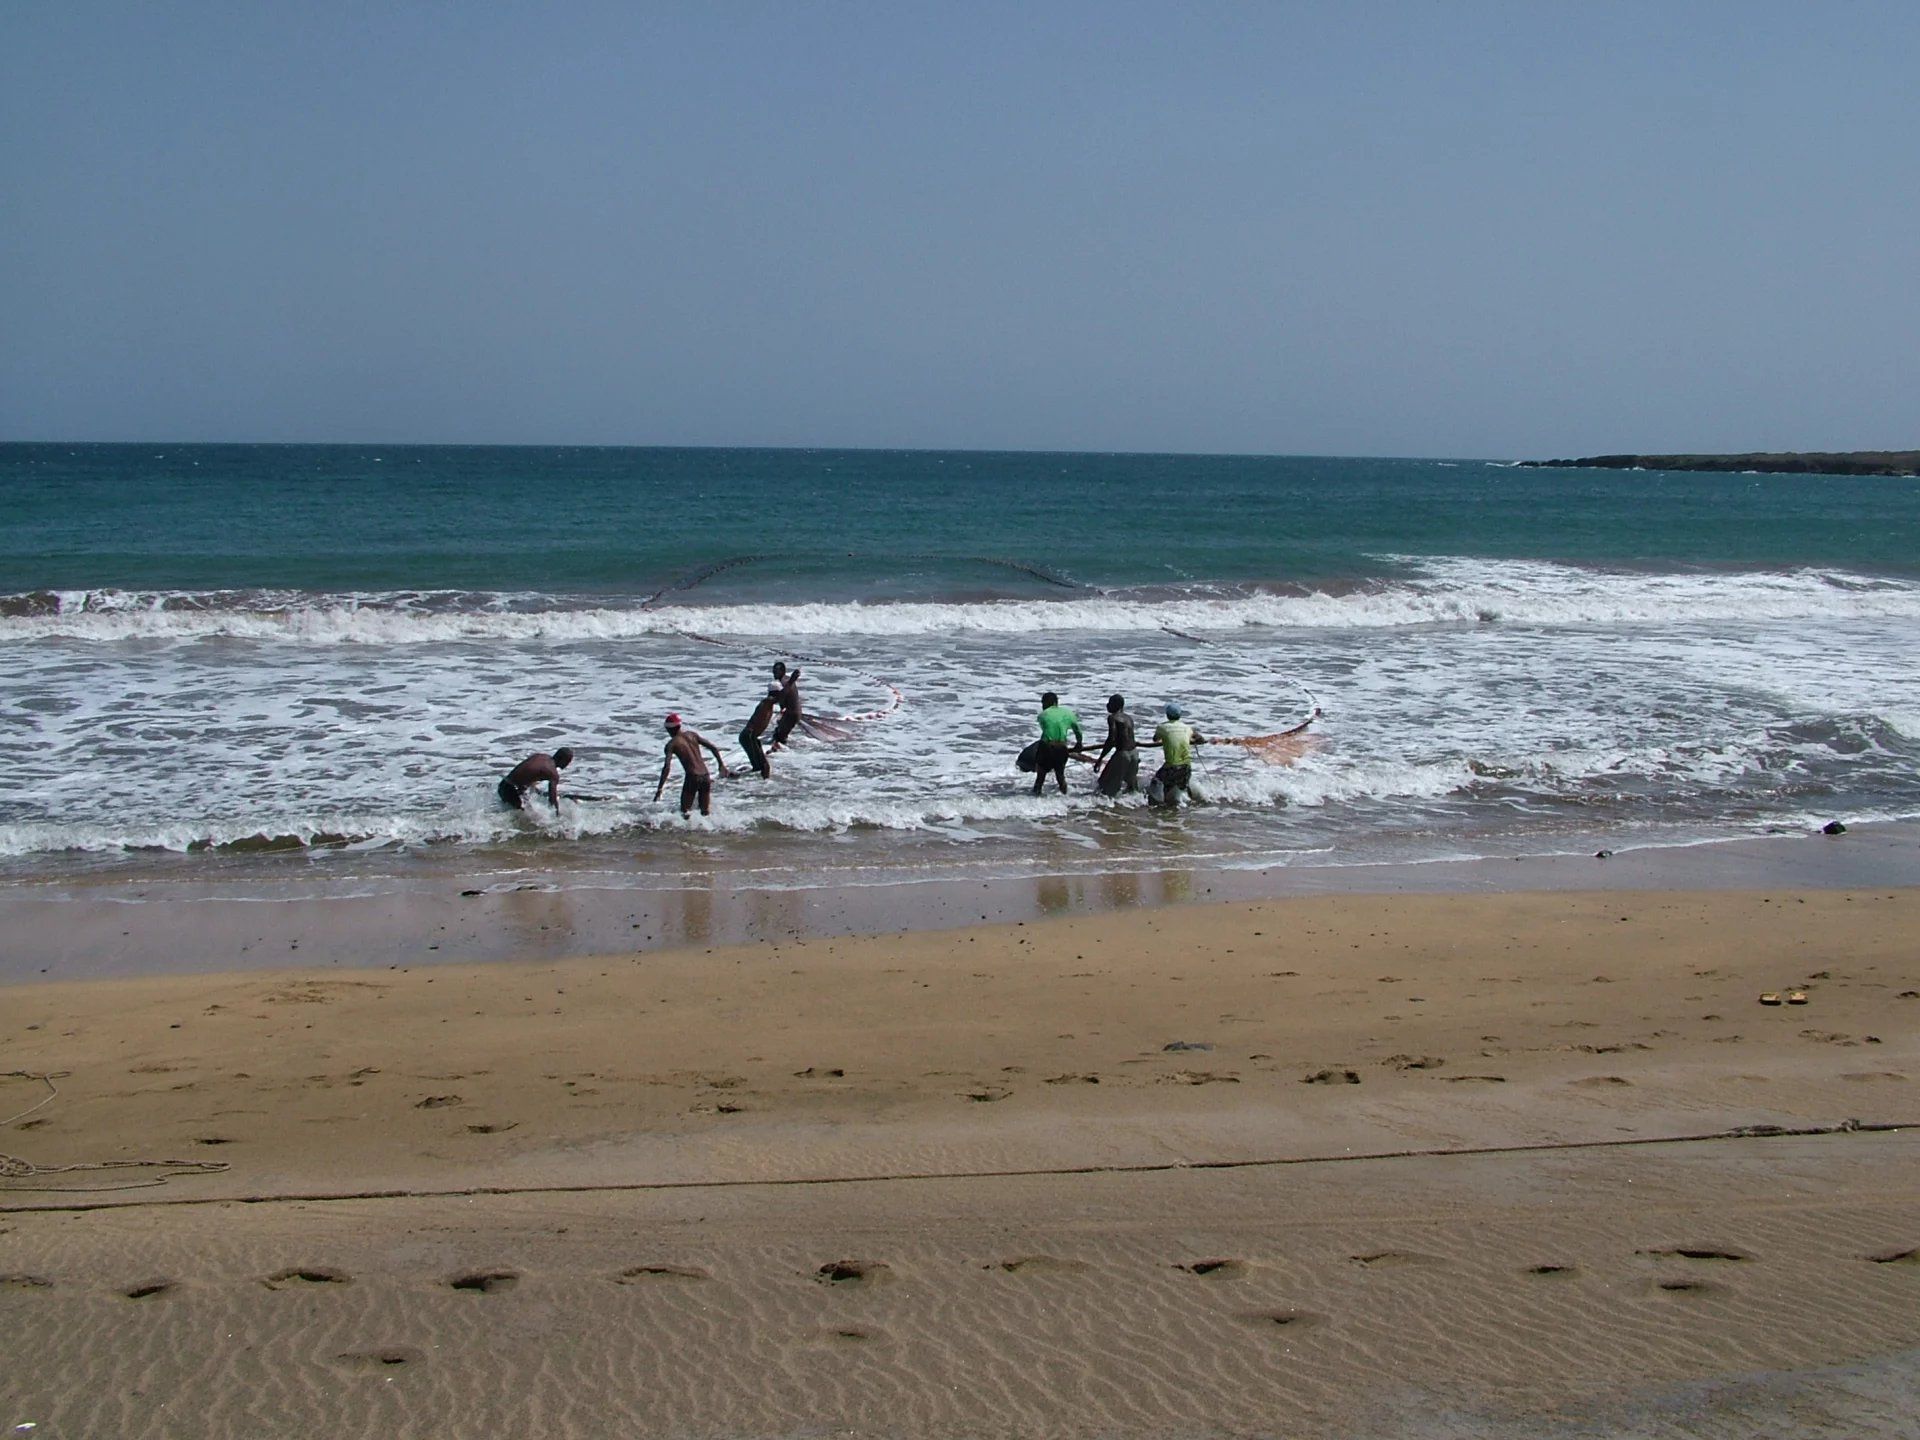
[4,443,1918,904]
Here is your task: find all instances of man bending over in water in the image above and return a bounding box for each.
[655,713,732,818]
[499,748,573,811]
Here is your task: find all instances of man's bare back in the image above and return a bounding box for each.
[654,715,730,817]
[499,747,573,810]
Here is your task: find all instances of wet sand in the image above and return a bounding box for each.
[4,883,1920,1436]
[7,819,1918,983]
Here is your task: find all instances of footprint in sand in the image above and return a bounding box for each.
[1653,1278,1723,1296]
[962,1086,1010,1102]
[264,1267,352,1289]
[1524,1263,1579,1278]
[816,1260,890,1288]
[1639,1247,1750,1263]
[810,1325,885,1346]
[1446,1074,1507,1084]
[0,1273,53,1291]
[1349,1251,1442,1269]
[1044,1073,1101,1085]
[1177,1258,1249,1278]
[1162,1070,1239,1085]
[989,1256,1089,1275]
[1865,1248,1919,1265]
[616,1264,711,1283]
[332,1346,424,1372]
[447,1269,519,1294]
[121,1280,174,1300]
[1237,1308,1327,1331]
[1572,1076,1633,1088]
[1302,1069,1360,1085]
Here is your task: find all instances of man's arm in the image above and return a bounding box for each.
[546,776,561,810]
[653,754,672,802]
[699,734,732,777]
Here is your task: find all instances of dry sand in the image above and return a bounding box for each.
[4,886,1919,1437]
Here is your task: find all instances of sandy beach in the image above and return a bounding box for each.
[5,881,1919,1437]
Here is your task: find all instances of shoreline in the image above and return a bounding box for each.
[5,818,1917,985]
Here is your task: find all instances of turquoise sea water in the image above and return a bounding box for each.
[7,444,1919,596]
[3,443,1918,894]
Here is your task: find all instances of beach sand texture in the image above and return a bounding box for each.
[5,887,1919,1436]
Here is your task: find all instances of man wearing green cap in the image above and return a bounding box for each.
[1149,703,1206,807]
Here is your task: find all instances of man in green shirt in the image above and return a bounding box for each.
[1149,703,1206,807]
[1032,691,1084,795]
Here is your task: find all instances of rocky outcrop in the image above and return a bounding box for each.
[1519,451,1919,477]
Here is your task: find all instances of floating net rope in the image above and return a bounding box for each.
[1,1070,231,1194]
[1155,625,1323,763]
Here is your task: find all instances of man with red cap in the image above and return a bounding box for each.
[654,713,732,818]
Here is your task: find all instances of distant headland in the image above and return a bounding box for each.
[1518,451,1919,477]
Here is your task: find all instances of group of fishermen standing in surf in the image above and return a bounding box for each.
[497,662,1209,820]
[1020,692,1209,808]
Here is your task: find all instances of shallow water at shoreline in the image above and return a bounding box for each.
[9,820,1918,984]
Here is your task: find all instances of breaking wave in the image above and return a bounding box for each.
[6,560,1918,644]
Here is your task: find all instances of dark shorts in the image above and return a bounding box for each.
[1098,747,1140,796]
[739,724,769,777]
[772,712,800,746]
[1149,763,1192,806]
[680,774,713,812]
[1031,740,1070,790]
[497,777,525,809]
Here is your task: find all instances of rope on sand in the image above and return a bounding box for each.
[1,1071,231,1193]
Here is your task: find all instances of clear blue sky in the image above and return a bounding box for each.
[3,2,1915,456]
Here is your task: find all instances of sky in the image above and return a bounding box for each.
[2,2,1916,457]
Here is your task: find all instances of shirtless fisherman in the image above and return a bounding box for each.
[738,667,784,778]
[1148,704,1206,808]
[498,748,574,811]
[654,713,732,818]
[767,662,804,751]
[1092,694,1141,796]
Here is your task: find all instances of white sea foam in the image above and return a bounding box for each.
[5,560,1919,644]
[3,558,1917,869]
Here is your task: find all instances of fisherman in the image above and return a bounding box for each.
[498,748,573,811]
[654,714,732,818]
[767,662,804,751]
[1093,693,1141,796]
[738,667,783,778]
[1032,691,1084,796]
[1148,704,1206,808]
